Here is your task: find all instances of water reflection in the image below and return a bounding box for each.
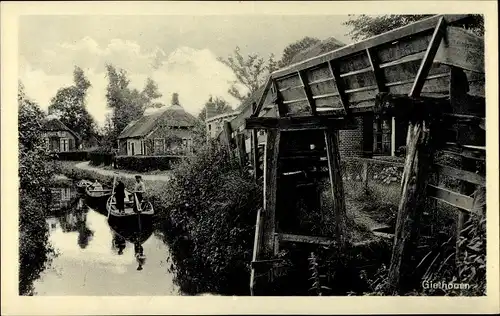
[35,186,180,296]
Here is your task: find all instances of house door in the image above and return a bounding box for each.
[131,142,135,156]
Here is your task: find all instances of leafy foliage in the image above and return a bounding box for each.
[104,64,163,146]
[18,82,55,295]
[154,142,262,294]
[19,82,56,194]
[343,14,484,41]
[218,47,278,102]
[48,66,96,142]
[115,155,182,172]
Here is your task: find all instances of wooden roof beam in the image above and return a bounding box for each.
[366,47,387,93]
[297,70,317,115]
[410,16,447,98]
[244,116,358,131]
[251,77,273,118]
[271,14,471,79]
[328,60,350,114]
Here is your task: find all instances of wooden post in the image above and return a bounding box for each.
[324,129,348,248]
[222,121,234,159]
[262,129,280,256]
[235,133,247,170]
[362,160,369,193]
[388,119,436,294]
[455,156,476,273]
[251,103,260,181]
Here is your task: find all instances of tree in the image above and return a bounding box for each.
[278,36,321,68]
[221,37,330,104]
[104,65,164,147]
[218,47,279,102]
[198,96,233,121]
[343,14,484,41]
[48,66,96,143]
[18,81,55,295]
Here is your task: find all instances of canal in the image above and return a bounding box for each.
[33,185,181,295]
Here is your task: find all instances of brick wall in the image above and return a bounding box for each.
[338,117,365,158]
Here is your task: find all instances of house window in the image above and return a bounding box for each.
[154,138,165,154]
[373,118,391,155]
[259,130,265,136]
[182,137,193,153]
[208,124,212,131]
[60,138,69,152]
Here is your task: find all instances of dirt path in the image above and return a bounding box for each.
[74,161,172,182]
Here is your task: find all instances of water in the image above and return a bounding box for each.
[33,185,180,295]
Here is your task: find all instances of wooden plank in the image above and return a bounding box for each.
[250,207,263,296]
[379,51,426,69]
[222,121,234,159]
[339,66,372,78]
[435,26,485,73]
[282,98,309,105]
[366,47,387,93]
[251,103,260,181]
[245,116,358,131]
[279,233,336,246]
[252,77,272,118]
[442,113,485,125]
[298,70,317,115]
[273,79,288,117]
[410,17,447,98]
[324,130,348,248]
[388,120,436,294]
[251,258,285,269]
[236,133,247,170]
[427,184,474,212]
[271,15,471,78]
[328,60,349,112]
[433,163,485,186]
[262,129,280,255]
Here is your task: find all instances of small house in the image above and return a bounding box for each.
[42,117,81,152]
[117,103,199,156]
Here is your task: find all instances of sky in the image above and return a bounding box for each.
[19,14,354,126]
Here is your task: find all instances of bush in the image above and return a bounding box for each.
[115,155,183,172]
[153,142,262,294]
[53,151,89,161]
[89,150,113,166]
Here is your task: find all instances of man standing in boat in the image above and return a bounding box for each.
[133,175,146,211]
[115,180,126,214]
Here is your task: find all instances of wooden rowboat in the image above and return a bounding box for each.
[76,180,93,193]
[85,186,112,199]
[106,191,154,218]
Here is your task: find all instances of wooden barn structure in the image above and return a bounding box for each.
[219,14,485,295]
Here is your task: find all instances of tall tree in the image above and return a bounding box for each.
[104,65,163,145]
[343,14,484,41]
[48,66,96,142]
[218,47,279,102]
[198,96,233,121]
[142,77,163,108]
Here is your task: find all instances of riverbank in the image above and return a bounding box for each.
[74,161,172,181]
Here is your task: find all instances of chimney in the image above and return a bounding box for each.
[205,103,217,120]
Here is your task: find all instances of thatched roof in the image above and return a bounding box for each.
[43,117,81,140]
[118,104,199,139]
